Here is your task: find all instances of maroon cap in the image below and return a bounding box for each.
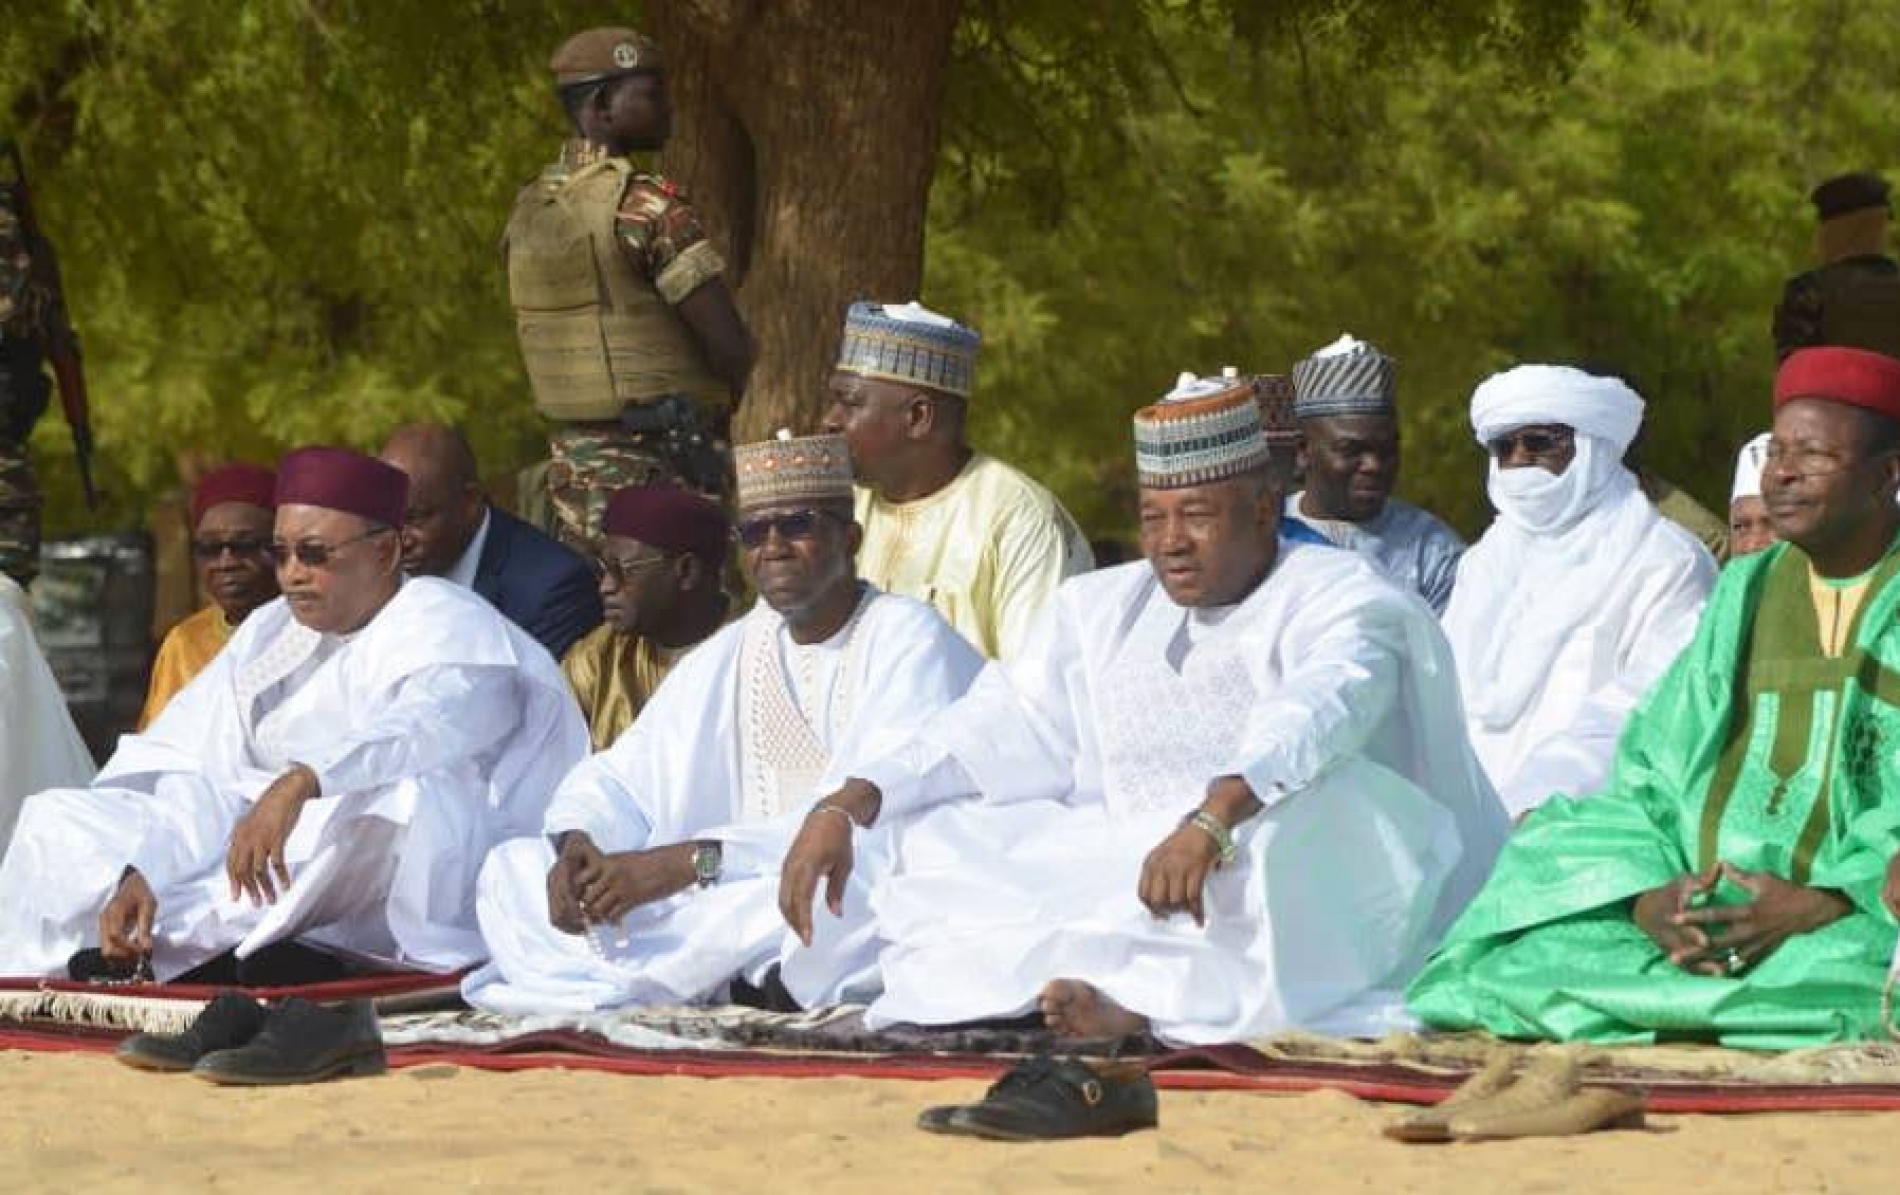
[191,462,277,526]
[604,484,730,566]
[274,446,409,529]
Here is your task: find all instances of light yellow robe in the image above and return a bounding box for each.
[853,453,1092,659]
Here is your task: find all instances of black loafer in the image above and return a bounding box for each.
[116,992,269,1073]
[918,1056,1158,1141]
[192,998,386,1086]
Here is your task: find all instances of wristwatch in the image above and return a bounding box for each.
[691,841,723,889]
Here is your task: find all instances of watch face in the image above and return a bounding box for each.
[693,843,722,884]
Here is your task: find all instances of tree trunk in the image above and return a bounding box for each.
[650,0,962,441]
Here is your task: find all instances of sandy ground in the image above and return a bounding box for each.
[1,1052,1894,1193]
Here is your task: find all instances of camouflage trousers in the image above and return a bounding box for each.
[0,440,41,587]
[545,422,730,554]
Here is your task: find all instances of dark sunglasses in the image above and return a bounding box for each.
[191,537,269,561]
[1486,427,1575,459]
[734,509,834,549]
[267,526,393,569]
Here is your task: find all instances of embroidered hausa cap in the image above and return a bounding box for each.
[733,429,854,511]
[1133,372,1273,489]
[549,28,664,87]
[1292,333,1397,420]
[274,447,409,529]
[834,300,981,399]
[191,462,277,525]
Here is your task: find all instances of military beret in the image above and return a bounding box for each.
[550,28,664,87]
[1811,171,1891,220]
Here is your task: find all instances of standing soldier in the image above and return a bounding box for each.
[1,147,94,589]
[1773,171,1900,362]
[506,28,754,551]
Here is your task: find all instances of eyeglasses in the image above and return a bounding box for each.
[593,553,673,585]
[1762,441,1857,478]
[1486,427,1575,460]
[267,526,394,569]
[191,537,269,561]
[734,509,834,549]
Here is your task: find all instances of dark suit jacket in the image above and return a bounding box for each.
[472,506,602,661]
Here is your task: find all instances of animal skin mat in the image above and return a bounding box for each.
[5,976,1900,1112]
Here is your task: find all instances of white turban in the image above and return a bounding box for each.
[1730,432,1771,504]
[1469,365,1646,454]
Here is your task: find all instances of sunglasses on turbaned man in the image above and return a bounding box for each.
[1486,428,1574,459]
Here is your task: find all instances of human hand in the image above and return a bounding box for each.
[1139,820,1222,927]
[1669,862,1851,975]
[778,801,860,947]
[225,765,318,905]
[98,868,157,962]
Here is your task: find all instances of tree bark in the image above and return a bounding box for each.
[650,0,962,441]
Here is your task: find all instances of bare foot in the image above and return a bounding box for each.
[1037,978,1149,1038]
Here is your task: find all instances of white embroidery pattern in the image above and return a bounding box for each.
[736,588,871,820]
[1094,615,1257,818]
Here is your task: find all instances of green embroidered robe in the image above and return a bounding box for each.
[1407,541,1900,1047]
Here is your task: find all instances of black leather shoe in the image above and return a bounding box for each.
[918,1056,1158,1141]
[192,998,386,1086]
[116,993,268,1073]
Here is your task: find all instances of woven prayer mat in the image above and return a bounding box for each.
[8,989,1900,1110]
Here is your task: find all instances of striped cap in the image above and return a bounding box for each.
[1133,373,1273,489]
[834,301,981,398]
[1291,334,1396,419]
[734,430,854,511]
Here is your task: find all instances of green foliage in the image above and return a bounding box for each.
[6,0,1893,549]
[935,0,1900,539]
[8,0,636,532]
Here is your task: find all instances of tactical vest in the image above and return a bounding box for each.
[505,158,729,422]
[1815,260,1900,360]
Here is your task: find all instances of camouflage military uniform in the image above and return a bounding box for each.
[543,143,728,549]
[518,141,733,552]
[0,192,52,587]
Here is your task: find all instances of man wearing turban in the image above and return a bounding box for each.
[1412,347,1900,1044]
[1442,365,1718,818]
[0,447,588,990]
[138,462,281,729]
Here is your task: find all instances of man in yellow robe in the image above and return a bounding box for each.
[138,463,279,728]
[822,301,1091,659]
[562,484,730,749]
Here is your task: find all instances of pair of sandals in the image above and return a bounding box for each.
[1386,1048,1646,1143]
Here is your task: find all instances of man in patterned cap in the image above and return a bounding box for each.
[465,431,980,1015]
[507,27,755,551]
[781,373,1505,1044]
[1288,334,1464,613]
[1412,346,1900,1046]
[823,300,1091,659]
[561,483,732,750]
[0,447,588,999]
[138,462,281,728]
[1774,172,1900,362]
